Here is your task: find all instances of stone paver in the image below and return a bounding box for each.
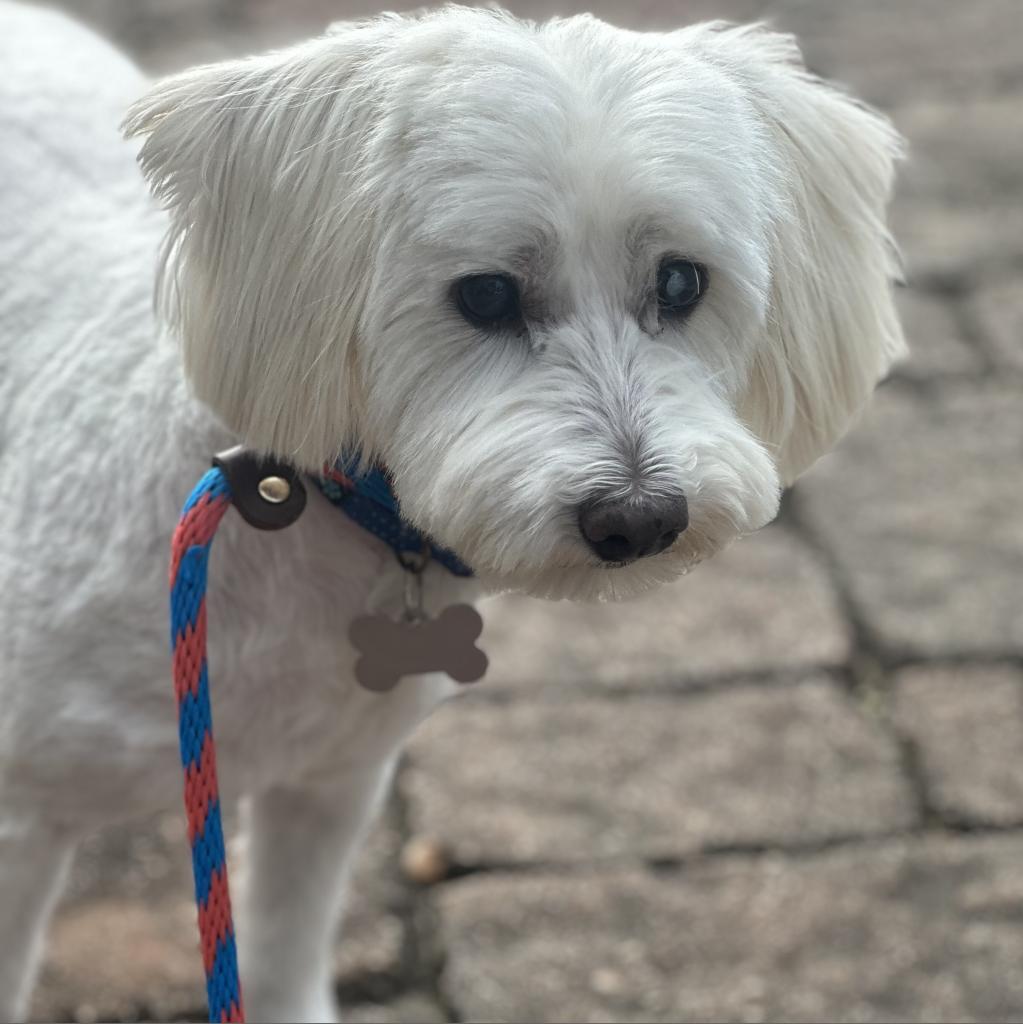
[437,835,1023,1024]
[480,523,848,694]
[892,94,1023,209]
[32,898,201,1023]
[796,382,1023,659]
[892,200,1023,284]
[893,289,985,380]
[56,0,769,71]
[969,277,1023,372]
[345,995,449,1024]
[885,89,1023,282]
[772,0,1023,108]
[403,680,916,865]
[894,665,1023,827]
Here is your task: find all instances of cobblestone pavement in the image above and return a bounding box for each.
[25,0,1023,1020]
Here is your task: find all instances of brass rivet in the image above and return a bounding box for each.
[258,476,291,504]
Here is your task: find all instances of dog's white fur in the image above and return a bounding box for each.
[0,2,904,1018]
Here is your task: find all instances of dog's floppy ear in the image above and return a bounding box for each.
[124,22,395,468]
[691,24,906,484]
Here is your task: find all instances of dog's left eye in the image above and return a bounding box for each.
[657,259,707,316]
[455,274,522,328]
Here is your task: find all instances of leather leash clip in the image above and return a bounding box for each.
[212,445,307,531]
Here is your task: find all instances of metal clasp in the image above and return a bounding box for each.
[397,542,430,623]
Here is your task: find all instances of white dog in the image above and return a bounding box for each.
[0,1,905,1019]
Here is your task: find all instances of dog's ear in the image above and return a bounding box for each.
[124,22,396,468]
[689,24,906,484]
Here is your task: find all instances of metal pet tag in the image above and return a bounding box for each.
[350,560,488,692]
[350,605,488,692]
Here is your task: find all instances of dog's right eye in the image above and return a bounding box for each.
[455,274,521,328]
[656,259,707,318]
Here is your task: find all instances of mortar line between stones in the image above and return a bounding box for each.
[769,490,1023,833]
[430,818,1023,890]
[899,269,1004,378]
[773,488,943,830]
[460,663,848,704]
[772,487,888,678]
[943,289,999,374]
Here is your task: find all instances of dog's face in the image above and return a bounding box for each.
[128,10,904,600]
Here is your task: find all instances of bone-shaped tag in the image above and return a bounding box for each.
[349,604,488,693]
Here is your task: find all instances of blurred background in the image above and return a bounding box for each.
[23,0,1023,1021]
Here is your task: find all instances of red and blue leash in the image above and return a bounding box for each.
[169,466,243,1023]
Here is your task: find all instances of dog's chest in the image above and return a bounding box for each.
[197,501,467,795]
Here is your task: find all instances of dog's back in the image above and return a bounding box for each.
[0,2,156,430]
[0,2,184,797]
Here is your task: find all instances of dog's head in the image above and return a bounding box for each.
[126,9,904,600]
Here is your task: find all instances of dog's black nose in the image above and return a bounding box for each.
[578,493,688,564]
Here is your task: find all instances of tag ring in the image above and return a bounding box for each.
[396,540,430,575]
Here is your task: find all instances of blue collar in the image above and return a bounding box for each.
[312,456,474,578]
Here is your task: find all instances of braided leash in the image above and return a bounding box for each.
[169,466,244,1023]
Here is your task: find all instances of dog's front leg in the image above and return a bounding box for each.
[236,763,396,1024]
[0,815,77,1021]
